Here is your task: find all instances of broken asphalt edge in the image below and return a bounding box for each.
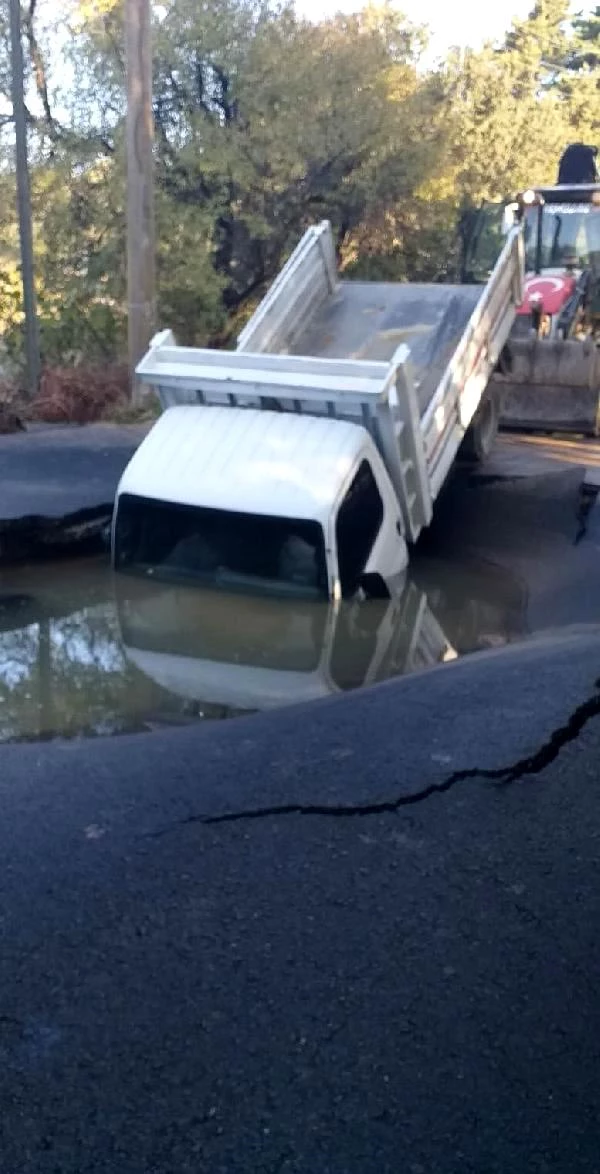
[0,504,112,564]
[2,626,599,844]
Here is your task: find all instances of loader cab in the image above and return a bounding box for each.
[516,185,600,275]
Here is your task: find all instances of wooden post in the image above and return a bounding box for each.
[126,0,156,401]
[9,0,40,397]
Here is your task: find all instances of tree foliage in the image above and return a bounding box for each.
[0,0,598,371]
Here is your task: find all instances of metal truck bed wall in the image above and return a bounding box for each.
[237,219,523,490]
[288,282,482,417]
[237,219,485,418]
[237,218,524,500]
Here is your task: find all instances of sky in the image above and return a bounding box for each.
[294,0,542,59]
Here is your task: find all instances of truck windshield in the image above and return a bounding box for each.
[114,494,329,601]
[524,204,600,270]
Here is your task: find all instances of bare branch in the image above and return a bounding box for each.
[23,0,58,138]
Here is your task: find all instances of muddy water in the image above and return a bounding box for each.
[0,554,528,742]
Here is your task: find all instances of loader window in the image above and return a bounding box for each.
[114,494,329,600]
[524,205,598,270]
[335,461,384,598]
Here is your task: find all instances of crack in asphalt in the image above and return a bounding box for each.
[147,678,600,833]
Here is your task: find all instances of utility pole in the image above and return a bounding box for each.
[126,0,156,400]
[9,0,40,397]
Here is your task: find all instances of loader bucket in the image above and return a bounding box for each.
[495,337,600,436]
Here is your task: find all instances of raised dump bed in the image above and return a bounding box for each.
[289,281,482,416]
[236,220,513,425]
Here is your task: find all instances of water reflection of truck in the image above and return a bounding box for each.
[413,554,528,655]
[113,220,524,603]
[115,577,457,713]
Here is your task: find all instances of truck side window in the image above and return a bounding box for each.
[335,460,384,597]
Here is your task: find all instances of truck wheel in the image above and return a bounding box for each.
[460,394,498,463]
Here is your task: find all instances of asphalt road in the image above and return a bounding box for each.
[2,631,600,1172]
[420,463,600,633]
[0,425,148,562]
[0,424,146,523]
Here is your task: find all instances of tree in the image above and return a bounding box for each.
[565,6,600,71]
[151,1,435,327]
[0,0,599,375]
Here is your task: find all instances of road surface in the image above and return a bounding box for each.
[1,631,600,1172]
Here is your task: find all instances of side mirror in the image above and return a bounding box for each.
[357,572,390,601]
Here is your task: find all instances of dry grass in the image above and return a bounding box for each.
[31,364,131,424]
[103,393,161,425]
[0,365,161,428]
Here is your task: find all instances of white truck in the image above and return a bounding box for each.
[113,219,525,602]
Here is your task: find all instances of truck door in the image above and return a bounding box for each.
[334,460,385,599]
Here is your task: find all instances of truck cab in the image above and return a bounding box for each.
[113,404,408,602]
